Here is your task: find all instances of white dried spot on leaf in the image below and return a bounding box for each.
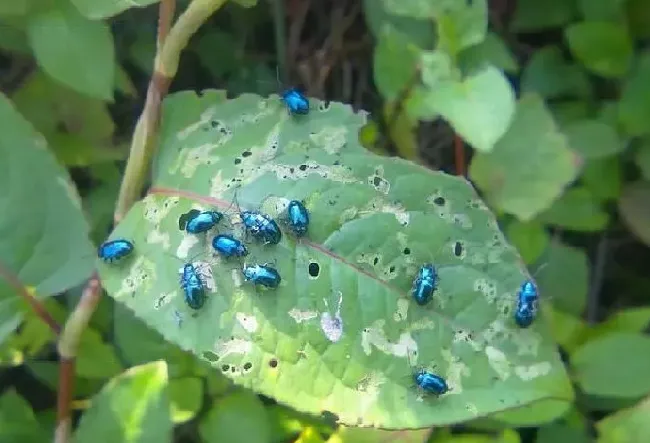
[514,330,541,357]
[261,196,290,217]
[147,228,171,250]
[177,234,199,259]
[367,166,390,194]
[453,329,483,352]
[339,207,358,224]
[57,176,82,209]
[515,362,551,381]
[309,126,347,154]
[393,299,409,322]
[359,197,410,226]
[231,269,243,287]
[356,372,386,417]
[427,193,472,229]
[288,308,318,323]
[356,252,382,268]
[361,319,418,359]
[468,197,490,212]
[465,403,479,417]
[442,349,470,394]
[409,318,436,332]
[177,143,223,178]
[381,263,400,280]
[485,345,511,380]
[177,107,216,140]
[214,337,252,359]
[116,256,155,298]
[193,261,216,292]
[143,195,179,224]
[474,278,498,304]
[320,292,344,342]
[236,313,258,333]
[153,291,176,310]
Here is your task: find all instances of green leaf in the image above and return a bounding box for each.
[0,3,27,16]
[511,0,577,32]
[0,389,47,442]
[581,157,622,202]
[337,427,430,443]
[76,328,123,379]
[636,140,650,180]
[384,102,419,160]
[98,91,572,428]
[543,306,588,353]
[434,0,488,55]
[199,391,271,443]
[590,307,650,342]
[0,93,93,342]
[469,94,581,221]
[596,396,650,443]
[27,4,115,100]
[373,27,420,101]
[381,0,453,19]
[521,47,592,99]
[626,0,650,40]
[71,0,160,19]
[505,221,549,265]
[571,333,650,398]
[549,101,592,127]
[535,241,589,316]
[364,0,436,48]
[0,21,30,54]
[538,187,609,232]
[169,377,203,423]
[536,409,591,443]
[459,32,519,75]
[578,0,626,21]
[73,361,172,443]
[419,66,516,152]
[230,0,257,8]
[618,53,650,137]
[565,21,633,78]
[619,181,650,247]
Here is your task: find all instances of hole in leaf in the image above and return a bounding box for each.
[434,196,446,206]
[221,364,230,372]
[454,242,463,257]
[403,247,410,255]
[308,262,320,278]
[244,362,252,370]
[269,358,278,368]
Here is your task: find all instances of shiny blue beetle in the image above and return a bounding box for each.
[411,264,438,306]
[240,211,282,245]
[514,280,538,328]
[179,209,223,234]
[286,200,309,236]
[242,264,281,289]
[180,263,206,310]
[414,370,449,396]
[281,88,309,115]
[98,239,134,263]
[212,234,248,258]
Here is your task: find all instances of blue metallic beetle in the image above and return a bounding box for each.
[414,369,449,396]
[242,263,281,289]
[286,200,309,236]
[240,211,282,245]
[411,264,438,306]
[98,239,134,263]
[180,263,206,310]
[212,234,248,258]
[179,209,223,234]
[281,88,309,115]
[514,280,538,328]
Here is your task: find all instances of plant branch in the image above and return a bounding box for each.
[0,261,60,335]
[454,133,466,176]
[115,0,227,223]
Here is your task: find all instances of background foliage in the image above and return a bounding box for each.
[1,0,649,442]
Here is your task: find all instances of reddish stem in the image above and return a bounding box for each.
[454,134,466,176]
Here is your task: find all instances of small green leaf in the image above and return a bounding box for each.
[635,140,650,180]
[578,0,626,21]
[76,328,123,379]
[549,101,592,127]
[0,3,27,16]
[373,27,420,101]
[619,53,650,137]
[459,32,519,75]
[506,220,549,265]
[565,21,633,78]
[230,0,257,8]
[543,306,588,353]
[571,333,650,398]
[0,389,47,442]
[384,102,419,160]
[421,66,516,152]
[469,94,581,221]
[0,92,93,342]
[511,0,577,32]
[73,361,171,443]
[381,0,449,19]
[619,181,650,246]
[169,377,203,423]
[536,241,589,316]
[364,0,436,47]
[626,0,650,40]
[337,427,430,443]
[71,0,160,19]
[590,307,650,342]
[27,4,115,100]
[536,409,591,443]
[538,187,609,232]
[597,395,650,443]
[199,391,271,443]
[435,0,488,55]
[581,158,621,202]
[521,47,592,99]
